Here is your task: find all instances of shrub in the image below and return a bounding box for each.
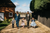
[8,19,12,23]
[0,21,3,23]
[2,19,8,23]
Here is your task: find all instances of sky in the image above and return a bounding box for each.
[11,0,32,13]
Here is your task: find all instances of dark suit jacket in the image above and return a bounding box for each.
[26,14,30,21]
[15,13,20,22]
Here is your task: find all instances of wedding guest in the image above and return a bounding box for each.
[12,17,16,28]
[15,11,20,29]
[21,18,25,28]
[26,11,30,28]
[30,18,37,28]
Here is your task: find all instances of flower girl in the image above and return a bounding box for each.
[30,18,37,28]
[21,18,25,28]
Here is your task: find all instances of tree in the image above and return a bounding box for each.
[30,0,50,11]
[30,0,35,11]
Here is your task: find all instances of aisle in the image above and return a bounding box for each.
[1,27,46,33]
[1,19,48,33]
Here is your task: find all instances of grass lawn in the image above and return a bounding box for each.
[0,23,10,30]
[0,19,12,31]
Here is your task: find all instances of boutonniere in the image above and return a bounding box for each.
[17,14,19,16]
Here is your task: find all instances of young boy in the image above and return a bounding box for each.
[11,17,16,28]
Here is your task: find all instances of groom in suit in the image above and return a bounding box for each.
[15,11,20,29]
[26,11,30,28]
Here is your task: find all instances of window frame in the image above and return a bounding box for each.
[9,12,13,17]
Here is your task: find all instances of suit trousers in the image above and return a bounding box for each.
[12,24,14,28]
[27,20,29,27]
[16,21,19,27]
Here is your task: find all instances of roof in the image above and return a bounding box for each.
[0,0,16,7]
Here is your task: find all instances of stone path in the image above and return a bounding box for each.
[0,19,50,33]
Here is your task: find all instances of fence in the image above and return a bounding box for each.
[38,15,50,28]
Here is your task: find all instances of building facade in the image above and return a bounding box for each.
[0,0,16,21]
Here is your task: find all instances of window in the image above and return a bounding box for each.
[0,13,4,21]
[9,12,13,17]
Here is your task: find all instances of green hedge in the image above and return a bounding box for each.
[0,23,10,30]
[0,18,12,30]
